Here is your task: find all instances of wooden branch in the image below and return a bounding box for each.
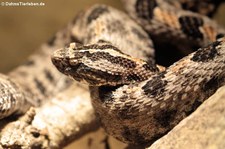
[1,82,225,149]
[0,83,99,148]
[1,79,225,149]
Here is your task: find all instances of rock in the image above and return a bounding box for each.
[149,85,225,149]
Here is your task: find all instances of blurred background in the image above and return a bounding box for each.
[0,0,224,73]
[0,0,122,73]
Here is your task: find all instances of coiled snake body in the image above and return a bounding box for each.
[1,0,225,147]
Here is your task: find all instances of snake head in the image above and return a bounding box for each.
[51,43,85,83]
[52,42,159,86]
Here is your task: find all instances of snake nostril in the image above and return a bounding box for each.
[52,57,66,73]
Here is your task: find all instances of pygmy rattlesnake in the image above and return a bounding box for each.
[1,0,225,147]
[52,0,225,146]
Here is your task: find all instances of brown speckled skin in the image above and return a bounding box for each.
[52,2,225,147]
[122,0,225,51]
[89,38,225,146]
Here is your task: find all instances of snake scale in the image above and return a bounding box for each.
[1,0,225,147]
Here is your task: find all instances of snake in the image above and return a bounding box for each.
[1,0,225,147]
